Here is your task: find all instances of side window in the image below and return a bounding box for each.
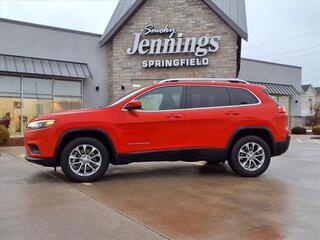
[187,86,230,108]
[137,86,183,111]
[230,88,259,105]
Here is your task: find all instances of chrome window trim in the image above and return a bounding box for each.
[121,85,261,112]
[159,78,249,84]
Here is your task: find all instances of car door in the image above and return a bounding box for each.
[117,85,185,157]
[183,85,244,152]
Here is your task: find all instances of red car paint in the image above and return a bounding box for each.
[25,80,289,171]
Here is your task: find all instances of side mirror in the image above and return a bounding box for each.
[126,100,142,110]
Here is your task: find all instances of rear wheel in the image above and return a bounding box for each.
[61,137,109,182]
[228,136,271,177]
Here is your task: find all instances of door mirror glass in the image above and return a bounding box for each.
[126,100,142,110]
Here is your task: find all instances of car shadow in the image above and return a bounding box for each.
[98,162,236,183]
[47,161,236,183]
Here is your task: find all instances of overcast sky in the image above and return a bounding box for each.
[1,0,319,87]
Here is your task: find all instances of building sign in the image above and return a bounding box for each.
[127,24,220,68]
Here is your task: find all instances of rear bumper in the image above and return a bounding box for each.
[25,155,56,167]
[273,134,290,156]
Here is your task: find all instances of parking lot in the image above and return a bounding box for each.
[1,135,320,240]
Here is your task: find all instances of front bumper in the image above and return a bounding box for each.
[25,155,56,167]
[273,134,290,156]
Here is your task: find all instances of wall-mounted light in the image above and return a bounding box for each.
[295,100,298,103]
[96,86,100,91]
[121,85,125,91]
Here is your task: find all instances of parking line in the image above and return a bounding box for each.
[296,138,302,143]
[193,162,206,166]
[81,183,92,186]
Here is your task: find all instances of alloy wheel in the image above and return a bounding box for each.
[238,142,265,171]
[68,144,102,177]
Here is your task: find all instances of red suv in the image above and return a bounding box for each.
[25,79,290,182]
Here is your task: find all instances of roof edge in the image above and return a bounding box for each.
[241,58,302,69]
[0,53,89,66]
[99,0,146,47]
[0,18,102,38]
[202,0,248,41]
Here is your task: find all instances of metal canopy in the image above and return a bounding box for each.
[0,54,91,79]
[250,81,301,96]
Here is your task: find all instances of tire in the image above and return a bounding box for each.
[228,136,271,177]
[61,137,109,182]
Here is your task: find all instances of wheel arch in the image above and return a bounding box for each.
[54,128,117,166]
[226,126,275,160]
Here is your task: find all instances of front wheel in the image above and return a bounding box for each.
[61,137,109,182]
[228,136,271,177]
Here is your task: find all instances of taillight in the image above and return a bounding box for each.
[277,105,286,113]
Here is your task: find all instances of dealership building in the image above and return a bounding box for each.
[0,0,302,136]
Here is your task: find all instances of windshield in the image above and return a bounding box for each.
[110,86,147,106]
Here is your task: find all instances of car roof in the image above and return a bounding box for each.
[156,79,264,89]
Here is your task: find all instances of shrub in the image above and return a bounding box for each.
[0,125,10,145]
[291,126,307,135]
[312,126,320,135]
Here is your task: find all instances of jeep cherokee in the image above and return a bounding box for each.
[25,78,290,182]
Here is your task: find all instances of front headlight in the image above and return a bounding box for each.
[27,120,56,130]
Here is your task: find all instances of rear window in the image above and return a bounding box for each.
[230,88,259,105]
[187,86,230,108]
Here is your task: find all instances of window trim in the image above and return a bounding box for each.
[122,85,186,112]
[121,84,261,112]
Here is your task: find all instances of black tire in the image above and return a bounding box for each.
[228,136,271,177]
[61,137,109,182]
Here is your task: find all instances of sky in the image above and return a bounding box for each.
[0,0,319,87]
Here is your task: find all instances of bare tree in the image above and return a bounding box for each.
[310,103,320,127]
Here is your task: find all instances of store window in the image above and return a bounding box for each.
[0,75,83,136]
[0,76,21,135]
[53,80,82,112]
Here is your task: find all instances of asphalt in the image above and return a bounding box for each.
[0,135,320,240]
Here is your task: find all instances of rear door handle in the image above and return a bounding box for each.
[224,111,240,116]
[166,114,183,119]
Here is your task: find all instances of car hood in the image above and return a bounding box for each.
[31,107,111,122]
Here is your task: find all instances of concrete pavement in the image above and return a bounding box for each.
[0,151,167,240]
[1,134,320,240]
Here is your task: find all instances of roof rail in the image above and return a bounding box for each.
[159,78,250,84]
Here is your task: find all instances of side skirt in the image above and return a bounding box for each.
[114,147,226,165]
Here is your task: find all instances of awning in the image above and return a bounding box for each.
[250,81,301,96]
[0,54,91,79]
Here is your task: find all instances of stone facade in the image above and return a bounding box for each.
[107,0,239,102]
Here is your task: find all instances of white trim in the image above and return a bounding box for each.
[159,78,249,84]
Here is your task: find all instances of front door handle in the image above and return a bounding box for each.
[166,114,182,119]
[224,111,240,116]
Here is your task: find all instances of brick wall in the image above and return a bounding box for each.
[107,0,238,102]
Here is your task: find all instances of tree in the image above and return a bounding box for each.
[310,103,320,127]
